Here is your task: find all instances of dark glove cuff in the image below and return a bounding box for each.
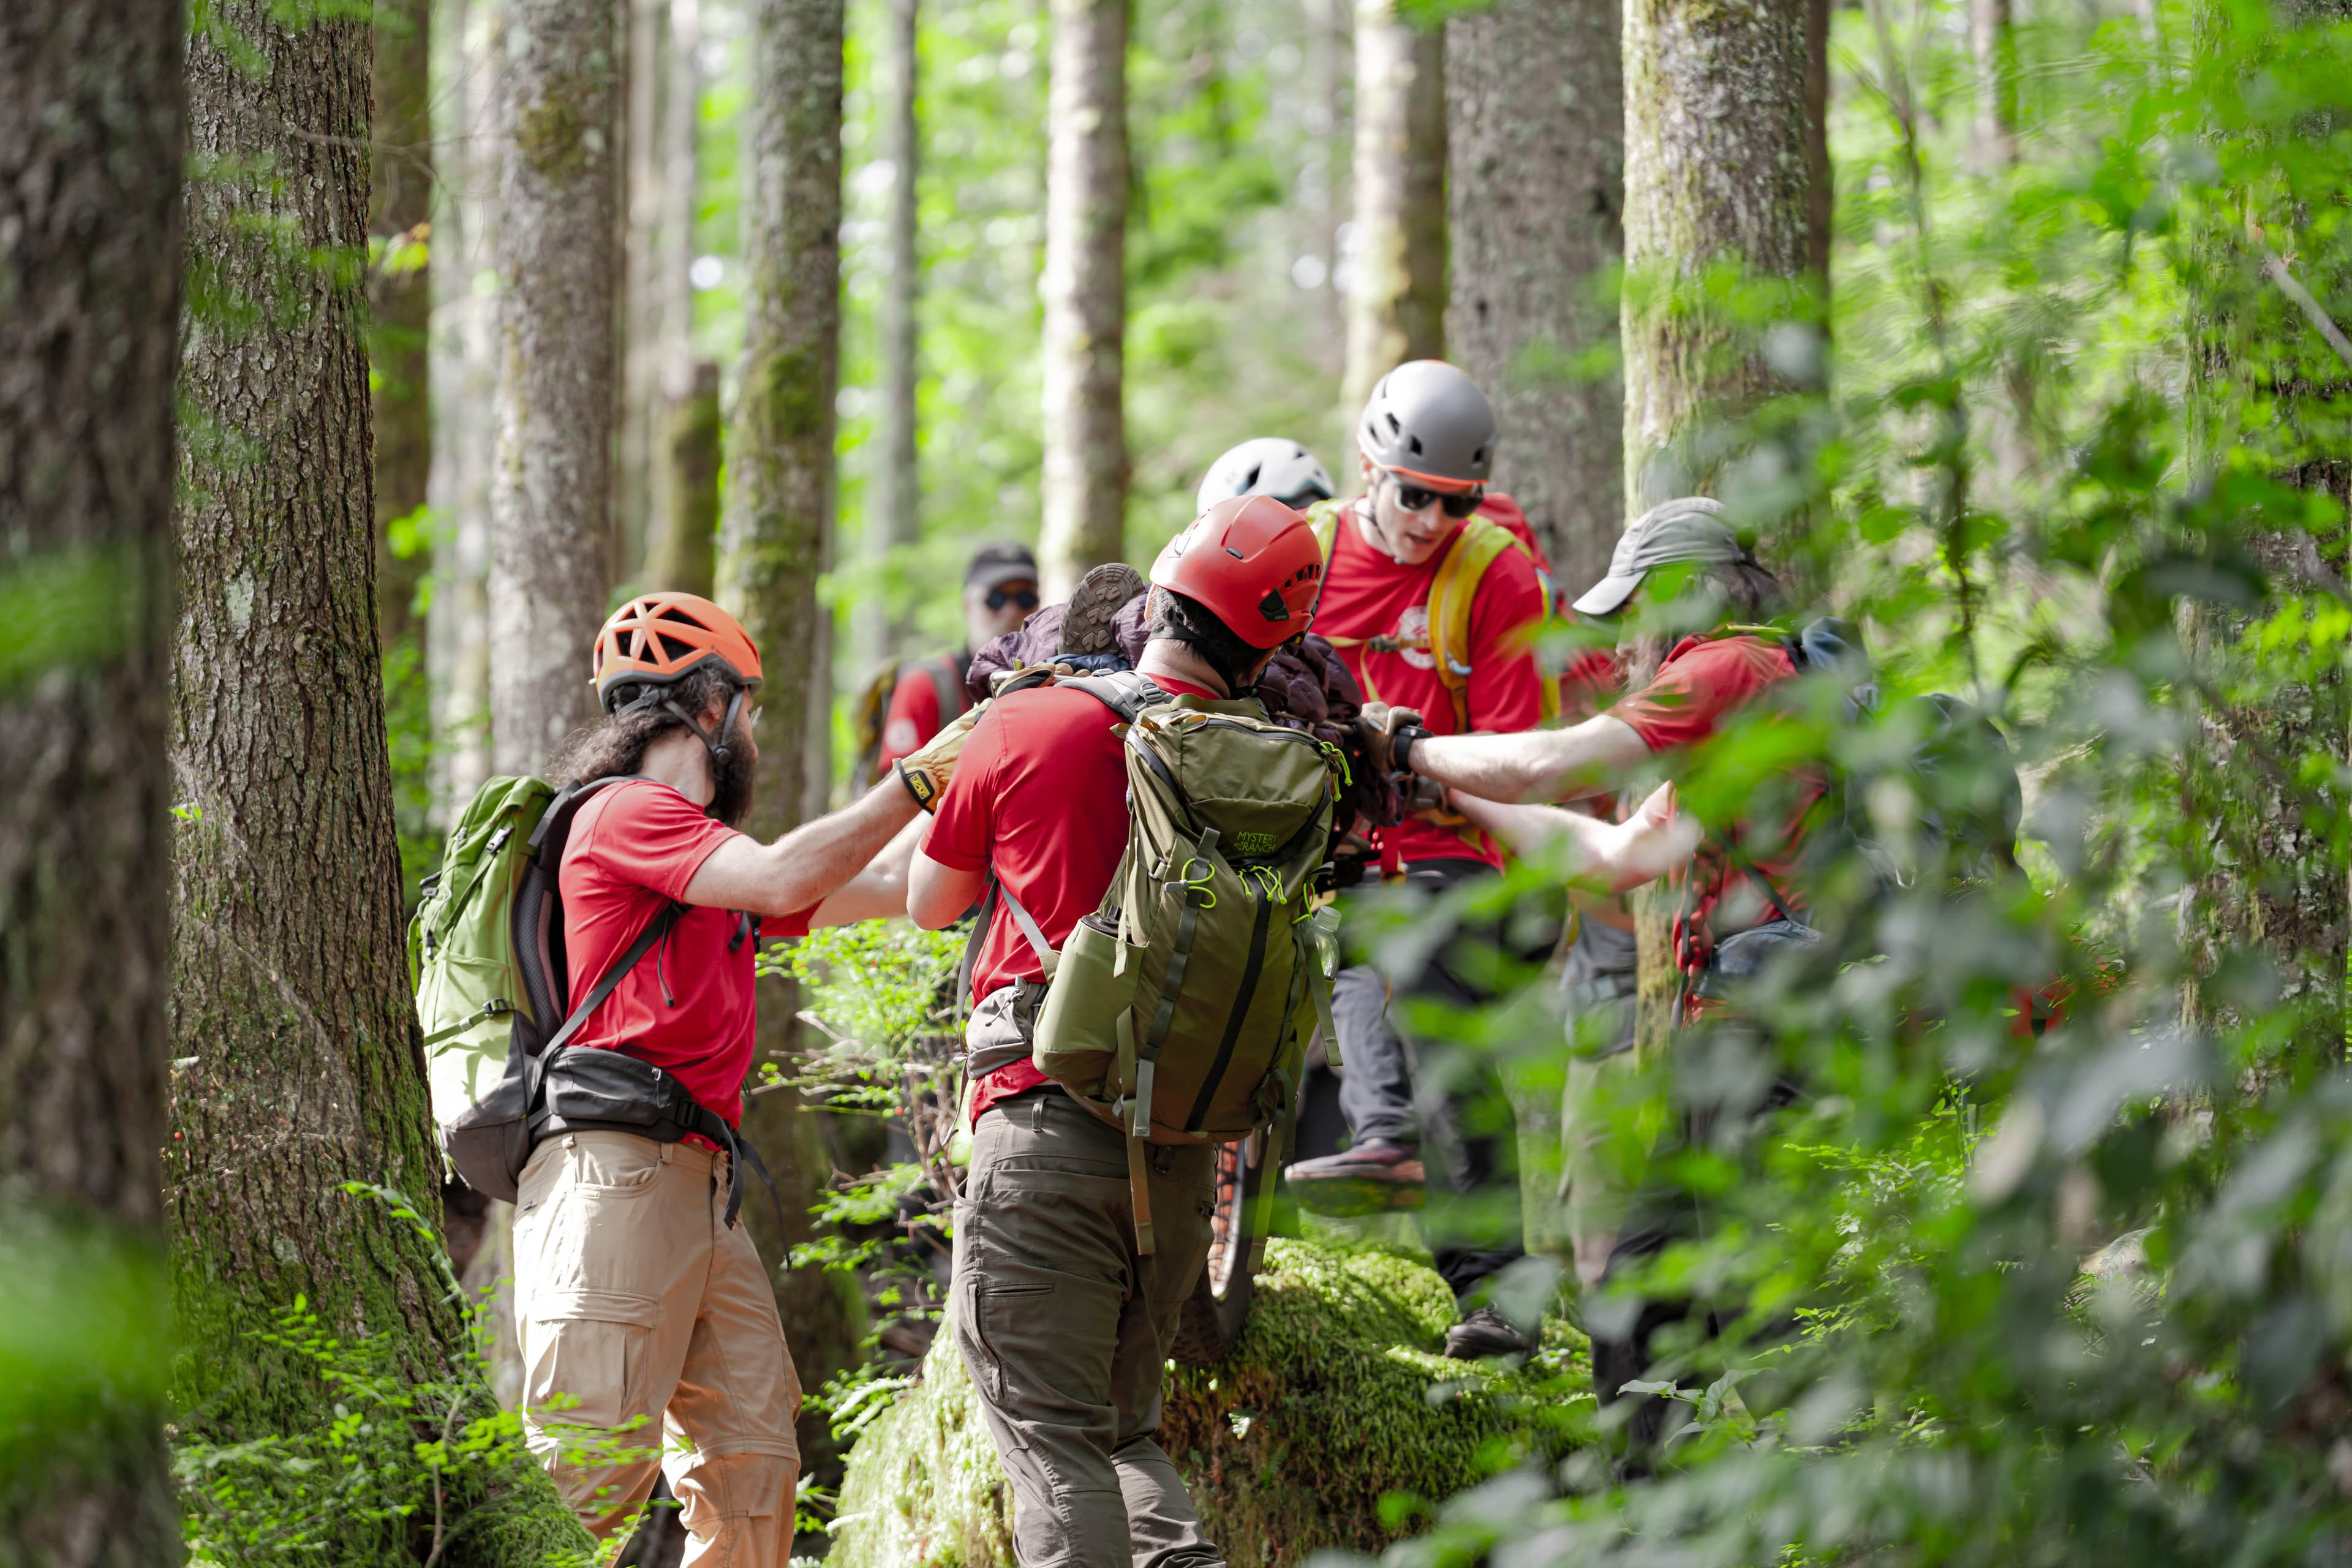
[1392,725,1431,777]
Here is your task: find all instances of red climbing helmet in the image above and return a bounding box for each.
[590,591,764,712]
[1149,494,1324,650]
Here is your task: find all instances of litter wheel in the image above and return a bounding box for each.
[1169,1131,1267,1365]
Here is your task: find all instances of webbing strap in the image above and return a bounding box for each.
[1249,1112,1289,1272]
[1140,824,1218,1066]
[998,883,1059,974]
[423,997,513,1048]
[1126,1133,1156,1256]
[956,881,1000,1016]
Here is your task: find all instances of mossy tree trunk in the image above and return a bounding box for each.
[490,0,620,775]
[715,0,868,1478]
[1036,0,1129,597]
[171,7,590,1562]
[1621,0,1828,1055]
[1343,0,1446,418]
[861,0,923,668]
[371,0,433,655]
[1445,0,1623,590]
[0,5,184,1562]
[646,359,722,597]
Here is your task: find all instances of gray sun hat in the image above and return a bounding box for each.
[1570,497,1752,617]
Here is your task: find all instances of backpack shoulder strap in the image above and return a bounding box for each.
[1303,496,1346,563]
[1425,515,1525,731]
[1060,670,1166,725]
[927,652,969,720]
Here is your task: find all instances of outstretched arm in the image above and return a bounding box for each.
[683,780,922,918]
[1409,714,1653,804]
[806,810,928,928]
[1450,784,1697,893]
[906,842,990,930]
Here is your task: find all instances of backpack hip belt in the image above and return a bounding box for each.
[532,1044,783,1232]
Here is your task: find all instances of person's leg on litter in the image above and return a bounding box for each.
[952,1090,1226,1568]
[660,1142,803,1566]
[513,1131,711,1539]
[1284,964,1426,1208]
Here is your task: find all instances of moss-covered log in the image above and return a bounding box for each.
[831,1240,1583,1567]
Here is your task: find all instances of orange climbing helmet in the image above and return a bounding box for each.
[590,591,764,712]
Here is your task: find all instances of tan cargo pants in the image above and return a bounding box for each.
[513,1130,802,1563]
[952,1088,1225,1567]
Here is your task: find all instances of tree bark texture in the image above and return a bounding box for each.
[429,0,501,819]
[0,4,184,1561]
[646,359,722,597]
[490,0,620,776]
[1969,0,2019,172]
[172,9,590,1561]
[1343,0,1447,420]
[715,0,865,1468]
[1446,0,1623,593]
[1622,0,1825,1055]
[372,0,434,653]
[1037,0,1130,598]
[620,0,666,576]
[1621,0,1820,508]
[862,0,924,668]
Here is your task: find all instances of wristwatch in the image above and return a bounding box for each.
[1391,724,1431,777]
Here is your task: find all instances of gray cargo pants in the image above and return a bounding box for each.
[952,1088,1224,1567]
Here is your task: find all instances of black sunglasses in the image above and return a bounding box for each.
[985,585,1041,611]
[1390,477,1483,519]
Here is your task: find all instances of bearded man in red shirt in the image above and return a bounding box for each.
[513,592,941,1562]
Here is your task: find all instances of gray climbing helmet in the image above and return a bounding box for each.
[1196,438,1336,514]
[1355,360,1496,490]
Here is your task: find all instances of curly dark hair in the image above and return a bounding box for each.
[545,665,756,825]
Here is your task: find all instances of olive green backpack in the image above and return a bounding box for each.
[1004,669,1344,1256]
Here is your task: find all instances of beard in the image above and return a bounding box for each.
[708,710,758,827]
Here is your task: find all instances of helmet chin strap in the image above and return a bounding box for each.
[661,685,746,774]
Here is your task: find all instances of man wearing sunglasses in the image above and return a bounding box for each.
[873,542,1042,776]
[1281,360,1556,1360]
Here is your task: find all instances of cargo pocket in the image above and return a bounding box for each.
[522,1288,666,1460]
[962,1278,1054,1414]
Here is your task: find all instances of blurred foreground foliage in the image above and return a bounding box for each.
[1316,0,2352,1562]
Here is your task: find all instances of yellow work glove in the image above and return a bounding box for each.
[895,700,986,812]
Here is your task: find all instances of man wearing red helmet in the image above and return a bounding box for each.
[513,591,942,1562]
[904,497,1321,1568]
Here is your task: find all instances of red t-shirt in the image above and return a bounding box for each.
[924,674,1219,1122]
[876,654,971,772]
[560,780,813,1128]
[1314,497,1547,868]
[1615,634,1814,984]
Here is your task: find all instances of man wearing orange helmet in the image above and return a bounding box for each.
[903,496,1323,1568]
[512,591,935,1562]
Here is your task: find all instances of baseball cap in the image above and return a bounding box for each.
[1570,497,1752,617]
[965,543,1038,590]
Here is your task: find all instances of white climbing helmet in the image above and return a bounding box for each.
[1195,438,1337,515]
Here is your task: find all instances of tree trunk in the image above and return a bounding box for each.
[1621,0,1825,1054]
[0,6,183,1562]
[372,0,434,654]
[646,359,723,597]
[861,0,923,669]
[619,0,665,579]
[1037,0,1129,598]
[1969,0,2019,173]
[1343,0,1446,419]
[490,0,620,776]
[1445,0,1623,592]
[715,0,865,1471]
[429,0,501,819]
[172,7,591,1562]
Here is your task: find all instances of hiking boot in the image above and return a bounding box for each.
[1445,1305,1541,1361]
[1283,1139,1425,1216]
[1060,562,1148,655]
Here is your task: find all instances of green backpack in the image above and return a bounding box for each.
[408,776,555,1129]
[1012,670,1344,1256]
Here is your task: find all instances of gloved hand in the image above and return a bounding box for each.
[1398,773,1466,826]
[1354,702,1427,776]
[895,701,987,812]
